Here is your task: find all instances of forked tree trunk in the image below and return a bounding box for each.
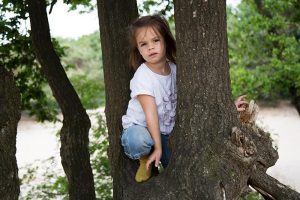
[98,0,300,199]
[27,0,95,199]
[0,66,21,200]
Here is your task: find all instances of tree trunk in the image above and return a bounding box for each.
[97,1,138,199]
[27,0,95,199]
[98,0,300,199]
[0,66,21,200]
[169,1,251,198]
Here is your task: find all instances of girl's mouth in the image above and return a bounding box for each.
[149,53,157,57]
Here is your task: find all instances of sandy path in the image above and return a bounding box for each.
[257,101,300,192]
[16,116,61,167]
[16,102,300,192]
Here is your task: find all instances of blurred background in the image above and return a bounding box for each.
[1,0,299,199]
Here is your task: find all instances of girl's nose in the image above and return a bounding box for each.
[148,44,154,50]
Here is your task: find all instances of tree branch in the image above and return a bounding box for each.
[249,165,300,200]
[239,102,300,199]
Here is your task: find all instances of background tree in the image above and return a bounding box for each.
[98,0,300,199]
[27,0,95,199]
[0,66,21,200]
[1,0,103,198]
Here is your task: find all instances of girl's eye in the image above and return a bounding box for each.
[154,39,160,42]
[140,43,146,47]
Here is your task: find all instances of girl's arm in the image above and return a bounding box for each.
[137,95,162,170]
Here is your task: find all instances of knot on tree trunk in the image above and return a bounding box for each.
[231,127,257,158]
[237,100,278,168]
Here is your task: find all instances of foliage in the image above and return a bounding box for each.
[241,191,264,200]
[20,156,68,200]
[137,0,174,25]
[57,32,105,108]
[69,74,105,108]
[50,0,95,12]
[227,0,300,100]
[138,0,173,16]
[19,112,112,200]
[90,113,112,199]
[0,1,61,122]
[57,32,102,78]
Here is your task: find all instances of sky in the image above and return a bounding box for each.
[48,0,241,39]
[48,1,99,39]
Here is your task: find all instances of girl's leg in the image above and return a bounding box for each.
[121,125,154,182]
[121,125,154,160]
[160,134,170,168]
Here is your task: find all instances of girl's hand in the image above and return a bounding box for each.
[146,148,162,171]
[235,95,248,111]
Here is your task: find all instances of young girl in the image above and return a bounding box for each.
[121,15,247,182]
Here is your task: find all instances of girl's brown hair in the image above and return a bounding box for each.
[128,15,176,70]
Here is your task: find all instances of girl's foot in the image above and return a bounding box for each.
[135,156,151,182]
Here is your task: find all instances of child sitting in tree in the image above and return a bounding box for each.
[121,15,247,182]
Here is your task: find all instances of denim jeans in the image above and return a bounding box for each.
[121,125,170,168]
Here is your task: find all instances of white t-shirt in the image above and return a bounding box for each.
[122,62,177,135]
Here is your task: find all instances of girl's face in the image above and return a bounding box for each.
[136,26,166,67]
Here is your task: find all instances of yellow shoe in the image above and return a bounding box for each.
[135,156,151,182]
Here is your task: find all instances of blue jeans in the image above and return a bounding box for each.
[121,125,170,168]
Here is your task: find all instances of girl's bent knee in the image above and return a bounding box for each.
[121,125,154,160]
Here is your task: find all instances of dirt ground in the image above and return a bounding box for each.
[16,101,300,192]
[256,101,300,192]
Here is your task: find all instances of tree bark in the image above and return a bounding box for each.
[98,0,300,199]
[172,1,253,199]
[97,1,138,199]
[250,165,300,200]
[27,0,95,199]
[0,66,21,200]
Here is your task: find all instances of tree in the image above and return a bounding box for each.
[98,0,300,199]
[27,0,95,199]
[97,1,137,198]
[0,66,21,200]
